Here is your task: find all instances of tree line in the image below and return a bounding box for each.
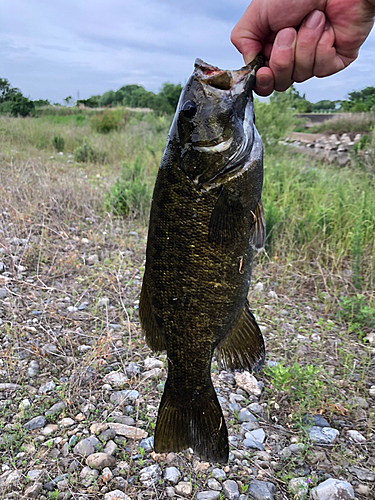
[1,76,375,117]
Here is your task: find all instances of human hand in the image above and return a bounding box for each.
[231,0,375,96]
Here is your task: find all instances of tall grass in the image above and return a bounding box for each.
[308,113,375,134]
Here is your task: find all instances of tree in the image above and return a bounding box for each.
[63,95,74,106]
[9,92,35,117]
[0,78,19,103]
[341,86,375,112]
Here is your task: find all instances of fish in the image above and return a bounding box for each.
[139,56,266,463]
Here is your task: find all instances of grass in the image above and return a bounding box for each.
[307,112,375,134]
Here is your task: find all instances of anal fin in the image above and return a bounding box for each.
[216,301,265,372]
[250,199,266,250]
[139,281,166,352]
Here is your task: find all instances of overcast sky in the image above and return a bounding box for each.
[2,0,375,104]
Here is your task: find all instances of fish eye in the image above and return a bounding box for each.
[182,100,197,118]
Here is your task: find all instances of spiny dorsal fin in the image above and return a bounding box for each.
[216,301,265,372]
[139,282,166,353]
[250,199,266,251]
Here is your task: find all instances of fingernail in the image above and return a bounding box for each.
[304,10,323,29]
[324,19,331,31]
[276,29,296,49]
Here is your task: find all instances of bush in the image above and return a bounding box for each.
[105,157,150,216]
[74,142,105,163]
[90,110,120,133]
[52,135,65,152]
[9,93,35,117]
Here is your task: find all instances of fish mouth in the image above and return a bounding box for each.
[193,137,233,153]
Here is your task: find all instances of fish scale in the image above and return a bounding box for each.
[140,56,265,463]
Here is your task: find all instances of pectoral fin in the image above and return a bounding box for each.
[139,281,166,352]
[249,199,266,250]
[216,301,265,372]
[208,187,244,245]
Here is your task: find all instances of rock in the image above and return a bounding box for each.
[164,466,181,484]
[197,492,221,500]
[103,440,117,455]
[103,371,128,387]
[369,385,375,397]
[110,390,139,405]
[45,401,66,417]
[207,478,222,490]
[289,477,309,498]
[59,417,75,427]
[24,481,42,498]
[73,436,100,457]
[26,470,45,481]
[246,428,265,444]
[104,491,131,500]
[0,288,8,298]
[140,436,154,450]
[219,371,235,385]
[248,480,275,500]
[90,422,108,434]
[86,452,116,469]
[212,468,226,480]
[303,414,330,427]
[351,396,369,408]
[348,466,375,481]
[144,357,164,370]
[142,367,163,378]
[235,372,262,396]
[107,423,147,440]
[40,424,58,436]
[308,426,339,444]
[38,381,56,394]
[248,402,264,414]
[243,438,264,451]
[268,290,278,299]
[175,481,193,496]
[139,464,162,487]
[223,479,239,500]
[253,282,264,293]
[87,254,99,264]
[280,443,304,457]
[24,416,47,431]
[97,297,110,307]
[310,478,354,499]
[27,360,40,378]
[126,362,140,378]
[238,408,257,423]
[355,484,370,496]
[101,467,113,483]
[165,486,176,497]
[347,429,366,443]
[80,466,99,487]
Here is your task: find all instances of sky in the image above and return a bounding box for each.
[2,0,375,104]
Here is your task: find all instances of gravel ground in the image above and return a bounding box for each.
[0,162,374,500]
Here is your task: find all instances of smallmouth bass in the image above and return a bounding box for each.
[140,57,265,463]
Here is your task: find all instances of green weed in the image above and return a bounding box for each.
[338,294,375,338]
[51,134,65,152]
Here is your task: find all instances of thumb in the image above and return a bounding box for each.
[231,26,264,65]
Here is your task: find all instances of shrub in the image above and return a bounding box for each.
[105,157,150,216]
[74,142,105,163]
[52,135,65,152]
[338,294,375,338]
[10,93,35,117]
[91,110,120,133]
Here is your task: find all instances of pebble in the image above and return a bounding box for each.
[24,416,47,431]
[289,477,309,498]
[248,480,275,500]
[246,428,265,443]
[347,429,366,443]
[23,481,42,498]
[139,464,162,487]
[45,401,66,417]
[27,360,40,378]
[303,414,330,427]
[223,479,239,500]
[59,417,75,427]
[0,288,8,298]
[73,435,100,457]
[308,426,339,444]
[164,466,181,484]
[40,424,58,436]
[348,466,375,481]
[103,371,128,387]
[197,492,221,500]
[107,423,147,440]
[97,297,110,307]
[86,452,116,469]
[238,408,257,423]
[103,440,117,455]
[104,491,130,500]
[207,478,222,491]
[126,362,140,377]
[87,254,99,264]
[110,389,139,404]
[212,468,226,480]
[235,371,262,396]
[27,470,45,481]
[79,466,98,486]
[38,381,56,394]
[140,436,154,450]
[243,438,264,451]
[310,478,354,499]
[144,357,164,370]
[175,481,193,496]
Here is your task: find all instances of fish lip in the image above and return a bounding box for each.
[192,137,233,153]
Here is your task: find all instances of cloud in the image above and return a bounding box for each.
[1,0,375,103]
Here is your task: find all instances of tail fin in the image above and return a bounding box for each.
[154,379,228,463]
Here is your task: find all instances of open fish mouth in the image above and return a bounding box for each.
[193,137,234,153]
